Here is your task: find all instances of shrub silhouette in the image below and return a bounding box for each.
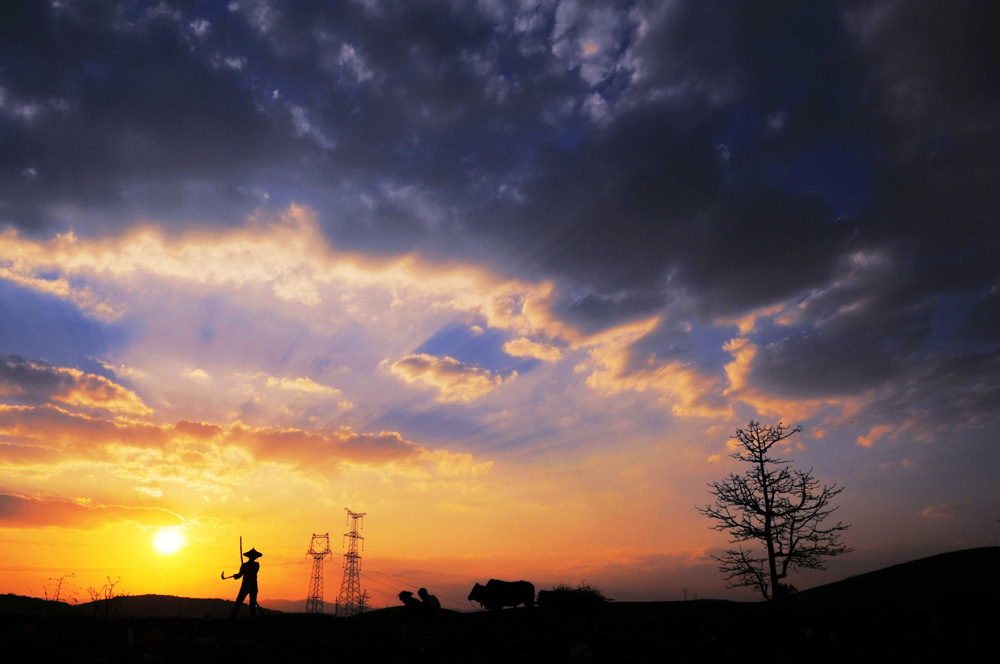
[537,582,611,611]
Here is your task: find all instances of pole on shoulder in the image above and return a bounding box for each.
[239,536,243,568]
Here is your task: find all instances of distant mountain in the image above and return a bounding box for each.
[0,593,79,616]
[264,598,308,613]
[793,546,999,610]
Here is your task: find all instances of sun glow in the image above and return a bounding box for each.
[153,528,185,555]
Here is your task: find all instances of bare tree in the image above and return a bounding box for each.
[357,589,372,614]
[698,421,852,601]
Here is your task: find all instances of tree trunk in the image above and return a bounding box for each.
[760,457,779,600]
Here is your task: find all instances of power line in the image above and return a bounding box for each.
[364,566,467,607]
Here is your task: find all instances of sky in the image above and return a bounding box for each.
[0,1,997,611]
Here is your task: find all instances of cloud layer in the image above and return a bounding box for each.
[0,1,996,604]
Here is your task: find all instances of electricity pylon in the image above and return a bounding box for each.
[335,508,366,616]
[305,533,331,614]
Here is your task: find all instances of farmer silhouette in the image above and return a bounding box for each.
[230,547,262,619]
[418,587,441,618]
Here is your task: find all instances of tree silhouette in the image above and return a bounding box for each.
[357,589,372,613]
[698,421,852,601]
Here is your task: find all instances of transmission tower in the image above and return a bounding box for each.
[305,533,331,614]
[335,508,366,616]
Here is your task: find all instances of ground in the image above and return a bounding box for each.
[3,548,997,663]
[1,599,996,663]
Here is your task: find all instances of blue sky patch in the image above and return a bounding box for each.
[415,322,539,375]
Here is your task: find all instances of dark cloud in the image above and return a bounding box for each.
[956,289,1000,345]
[556,288,669,335]
[743,246,925,397]
[0,355,78,397]
[0,1,996,412]
[845,2,1000,290]
[0,1,307,230]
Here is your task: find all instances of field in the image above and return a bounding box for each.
[2,548,997,663]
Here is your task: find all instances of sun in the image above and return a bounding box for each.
[153,528,185,555]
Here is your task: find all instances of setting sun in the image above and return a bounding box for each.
[153,529,185,556]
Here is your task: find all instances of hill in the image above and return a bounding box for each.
[0,593,78,616]
[2,548,997,662]
[261,598,307,613]
[793,546,999,610]
[79,594,283,618]
[4,590,995,663]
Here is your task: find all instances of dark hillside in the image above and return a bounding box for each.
[1,549,997,662]
[2,595,995,663]
[0,593,78,616]
[79,594,283,618]
[793,546,1000,610]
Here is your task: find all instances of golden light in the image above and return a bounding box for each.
[153,528,185,555]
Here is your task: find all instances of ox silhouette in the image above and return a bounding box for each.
[468,579,535,612]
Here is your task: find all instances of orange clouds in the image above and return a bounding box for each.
[232,422,492,476]
[481,282,579,344]
[0,204,909,439]
[261,374,355,410]
[0,206,547,336]
[0,355,151,416]
[390,354,517,402]
[920,502,967,520]
[577,318,730,418]
[173,420,222,439]
[722,337,756,394]
[0,206,332,310]
[265,376,338,394]
[0,203,896,557]
[229,423,421,469]
[0,206,751,422]
[502,337,563,362]
[0,352,493,510]
[857,424,894,448]
[0,493,184,530]
[0,404,167,452]
[0,404,490,479]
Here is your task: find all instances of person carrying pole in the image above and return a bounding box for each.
[229,547,262,619]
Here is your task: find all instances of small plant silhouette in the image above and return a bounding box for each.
[42,573,79,606]
[87,576,129,618]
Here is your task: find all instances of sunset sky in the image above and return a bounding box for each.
[1,2,997,610]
